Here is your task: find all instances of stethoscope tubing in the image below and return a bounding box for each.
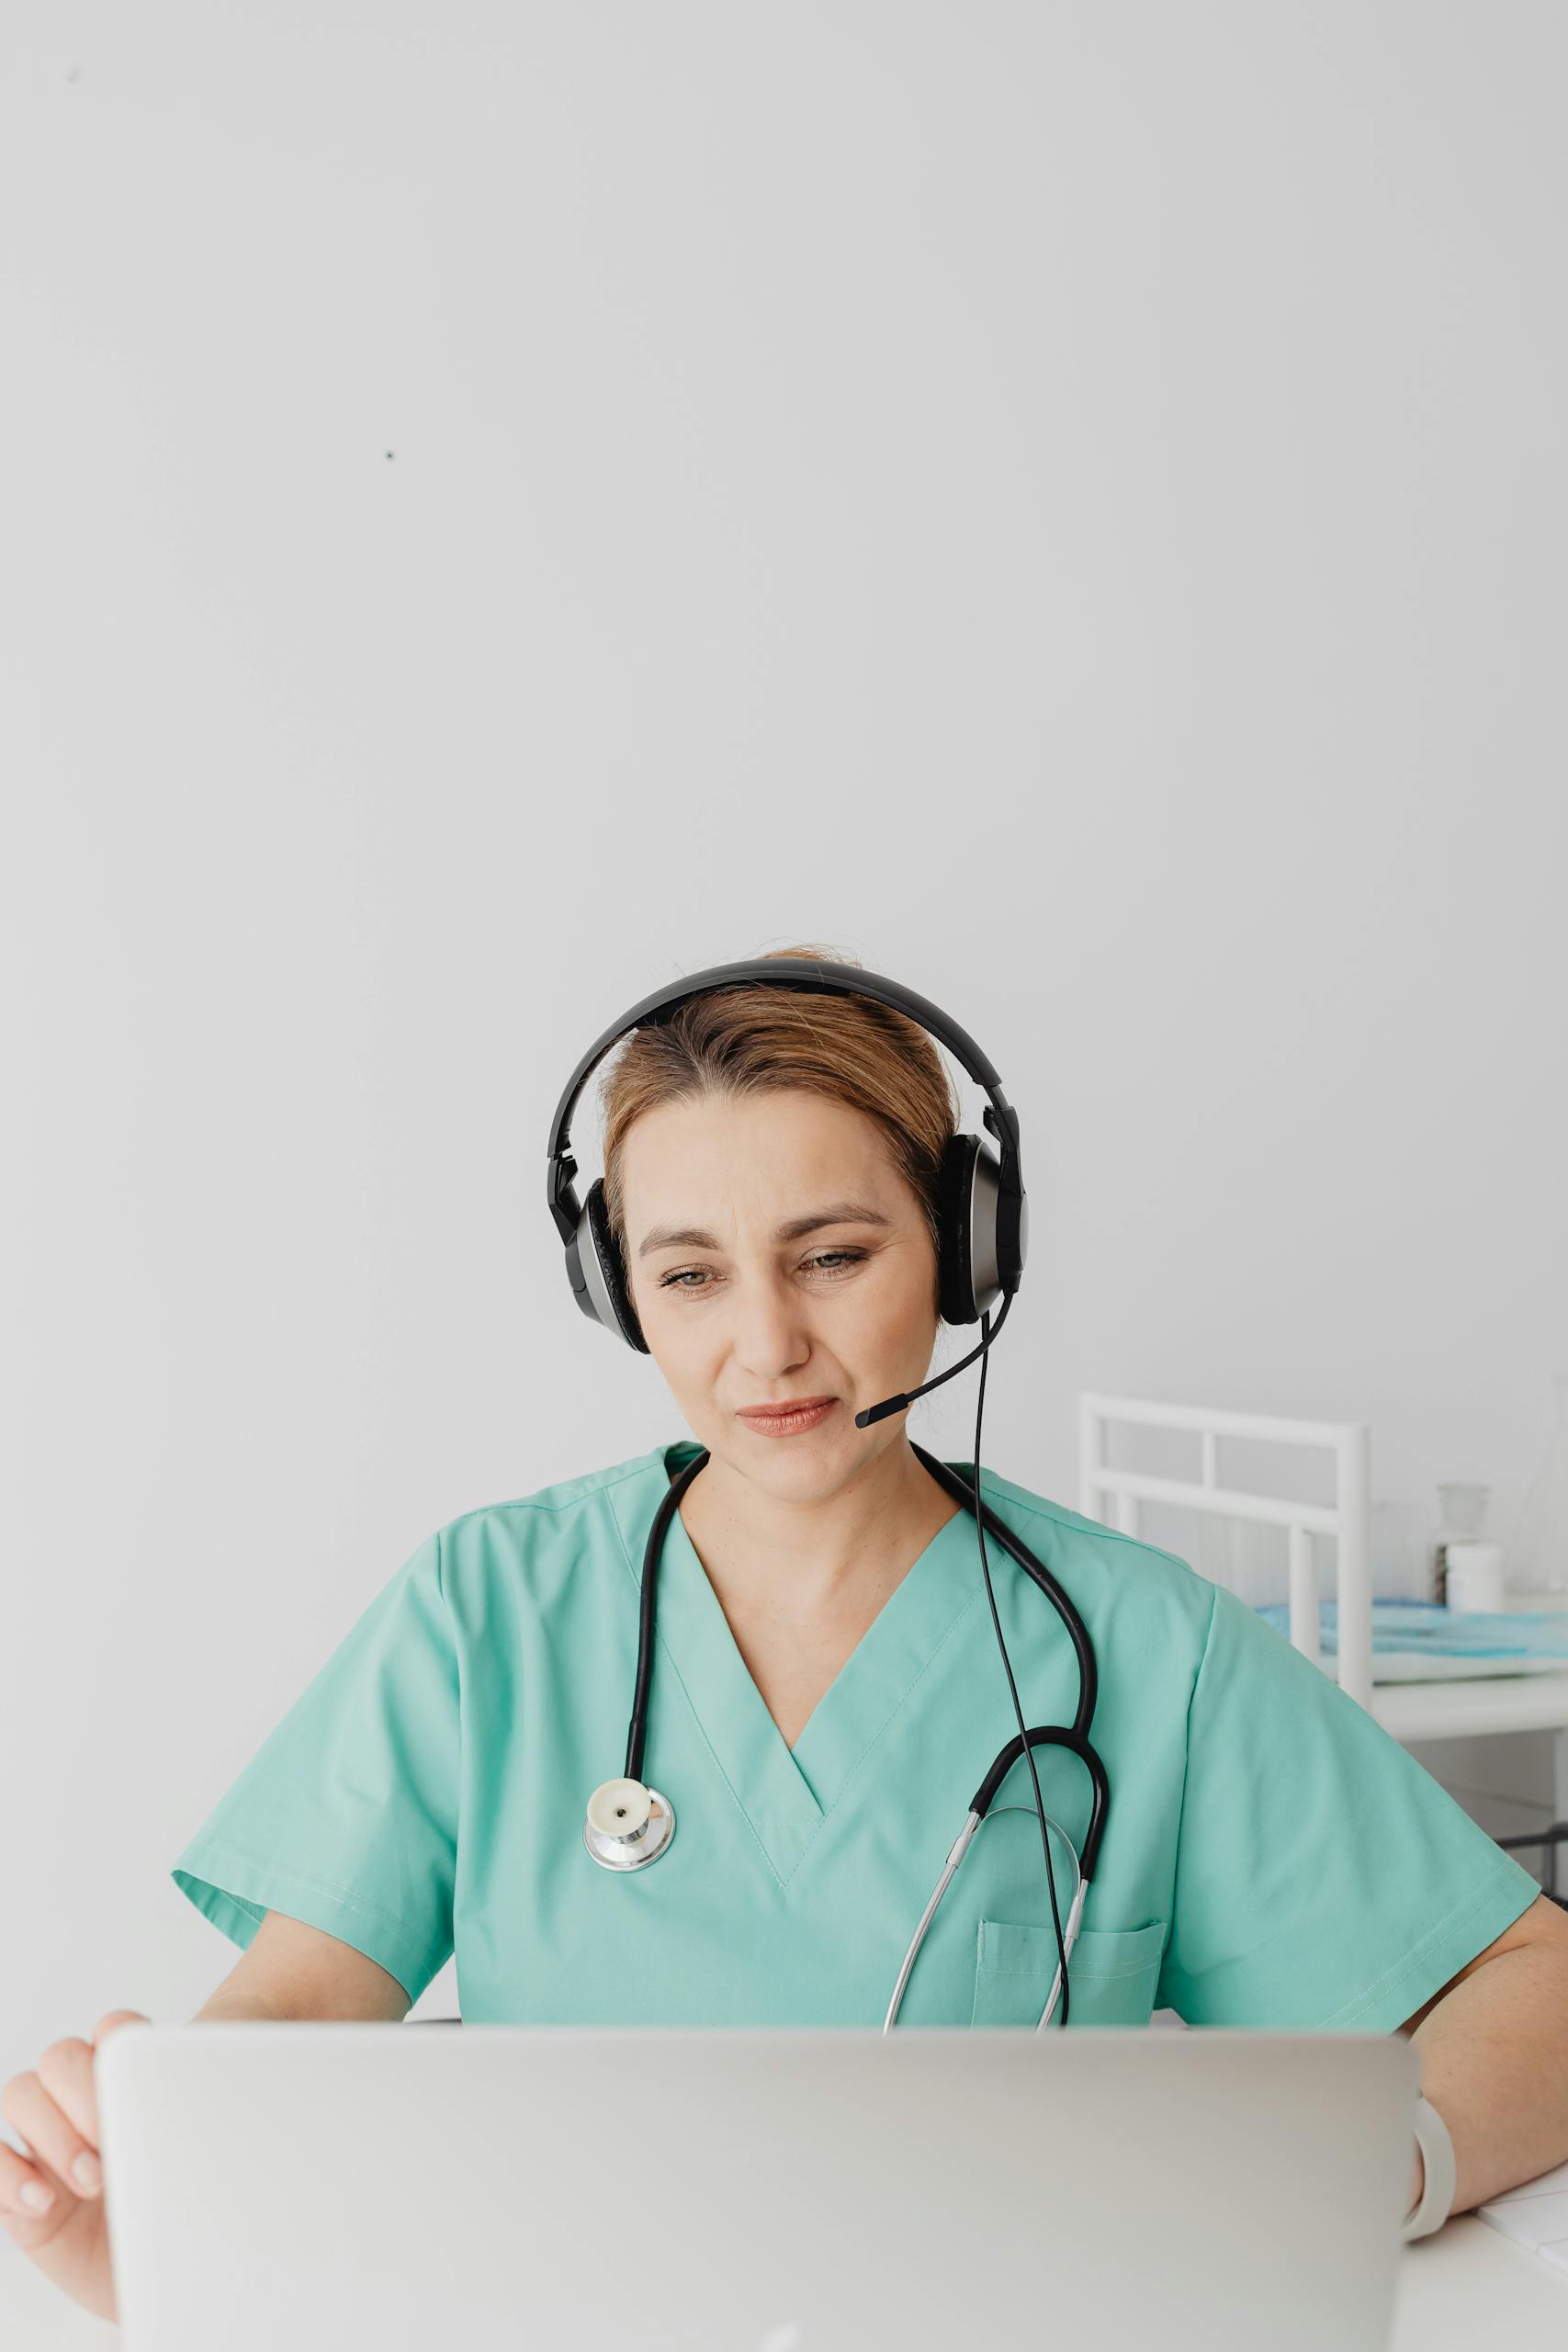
[607,1444,1111,2029]
[882,1804,1088,2031]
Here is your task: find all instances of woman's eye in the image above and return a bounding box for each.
[659,1250,866,1293]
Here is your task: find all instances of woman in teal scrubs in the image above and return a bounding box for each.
[172,948,1568,2216]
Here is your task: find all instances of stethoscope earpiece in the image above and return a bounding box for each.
[584,1775,676,1870]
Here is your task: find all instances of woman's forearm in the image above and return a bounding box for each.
[1408,1939,1568,2215]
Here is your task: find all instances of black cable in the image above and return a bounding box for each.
[965,1290,1070,2026]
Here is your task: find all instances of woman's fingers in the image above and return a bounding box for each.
[3,2060,100,2203]
[0,2130,64,2219]
[1,2012,149,2212]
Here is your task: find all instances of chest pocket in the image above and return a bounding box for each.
[970,1917,1168,2027]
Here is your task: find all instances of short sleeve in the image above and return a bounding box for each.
[171,1528,459,2009]
[1156,1581,1542,2030]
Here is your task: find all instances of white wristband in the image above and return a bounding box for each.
[1401,2094,1456,2242]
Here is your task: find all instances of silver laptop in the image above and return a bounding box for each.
[96,2021,1417,2351]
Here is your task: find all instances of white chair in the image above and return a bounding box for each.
[1077,1390,1373,1708]
[1077,1389,1568,1838]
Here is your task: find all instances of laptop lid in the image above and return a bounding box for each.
[96,2021,1417,2352]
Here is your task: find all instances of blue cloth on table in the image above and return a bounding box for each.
[1254,1599,1568,1658]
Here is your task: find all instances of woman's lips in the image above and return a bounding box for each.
[735,1398,840,1437]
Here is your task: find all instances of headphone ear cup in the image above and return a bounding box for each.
[935,1132,979,1326]
[935,1131,1004,1325]
[580,1178,649,1353]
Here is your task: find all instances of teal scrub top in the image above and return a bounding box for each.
[171,1439,1542,2030]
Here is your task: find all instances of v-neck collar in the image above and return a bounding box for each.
[609,1439,986,1884]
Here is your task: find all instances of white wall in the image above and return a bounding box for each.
[3,3,1563,2058]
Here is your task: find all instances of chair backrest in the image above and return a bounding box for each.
[1077,1391,1373,1711]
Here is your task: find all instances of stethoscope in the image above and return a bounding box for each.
[584,1439,1111,2031]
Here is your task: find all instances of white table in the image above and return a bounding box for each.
[1372,1663,1568,1742]
[1394,2214,1568,2346]
[1371,1666,1568,1832]
[6,2211,1565,2348]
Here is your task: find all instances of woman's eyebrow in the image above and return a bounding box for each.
[637,1200,893,1259]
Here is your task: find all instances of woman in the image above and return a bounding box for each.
[8,945,1566,2303]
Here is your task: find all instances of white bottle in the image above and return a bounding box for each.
[1444,1543,1505,1613]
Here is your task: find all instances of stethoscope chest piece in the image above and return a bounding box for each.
[584,1775,676,1871]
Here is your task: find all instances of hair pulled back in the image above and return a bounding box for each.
[597,944,961,1308]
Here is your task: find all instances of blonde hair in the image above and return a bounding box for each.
[598,944,961,1309]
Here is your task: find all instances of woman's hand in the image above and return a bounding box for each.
[0,2009,149,2323]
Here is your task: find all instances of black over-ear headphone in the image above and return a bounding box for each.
[545,956,1031,1384]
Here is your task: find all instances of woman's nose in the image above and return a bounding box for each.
[729,1275,815,1365]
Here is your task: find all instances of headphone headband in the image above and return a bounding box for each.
[546,956,1025,1251]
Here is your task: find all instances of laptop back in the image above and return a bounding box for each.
[97,2021,1417,2352]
